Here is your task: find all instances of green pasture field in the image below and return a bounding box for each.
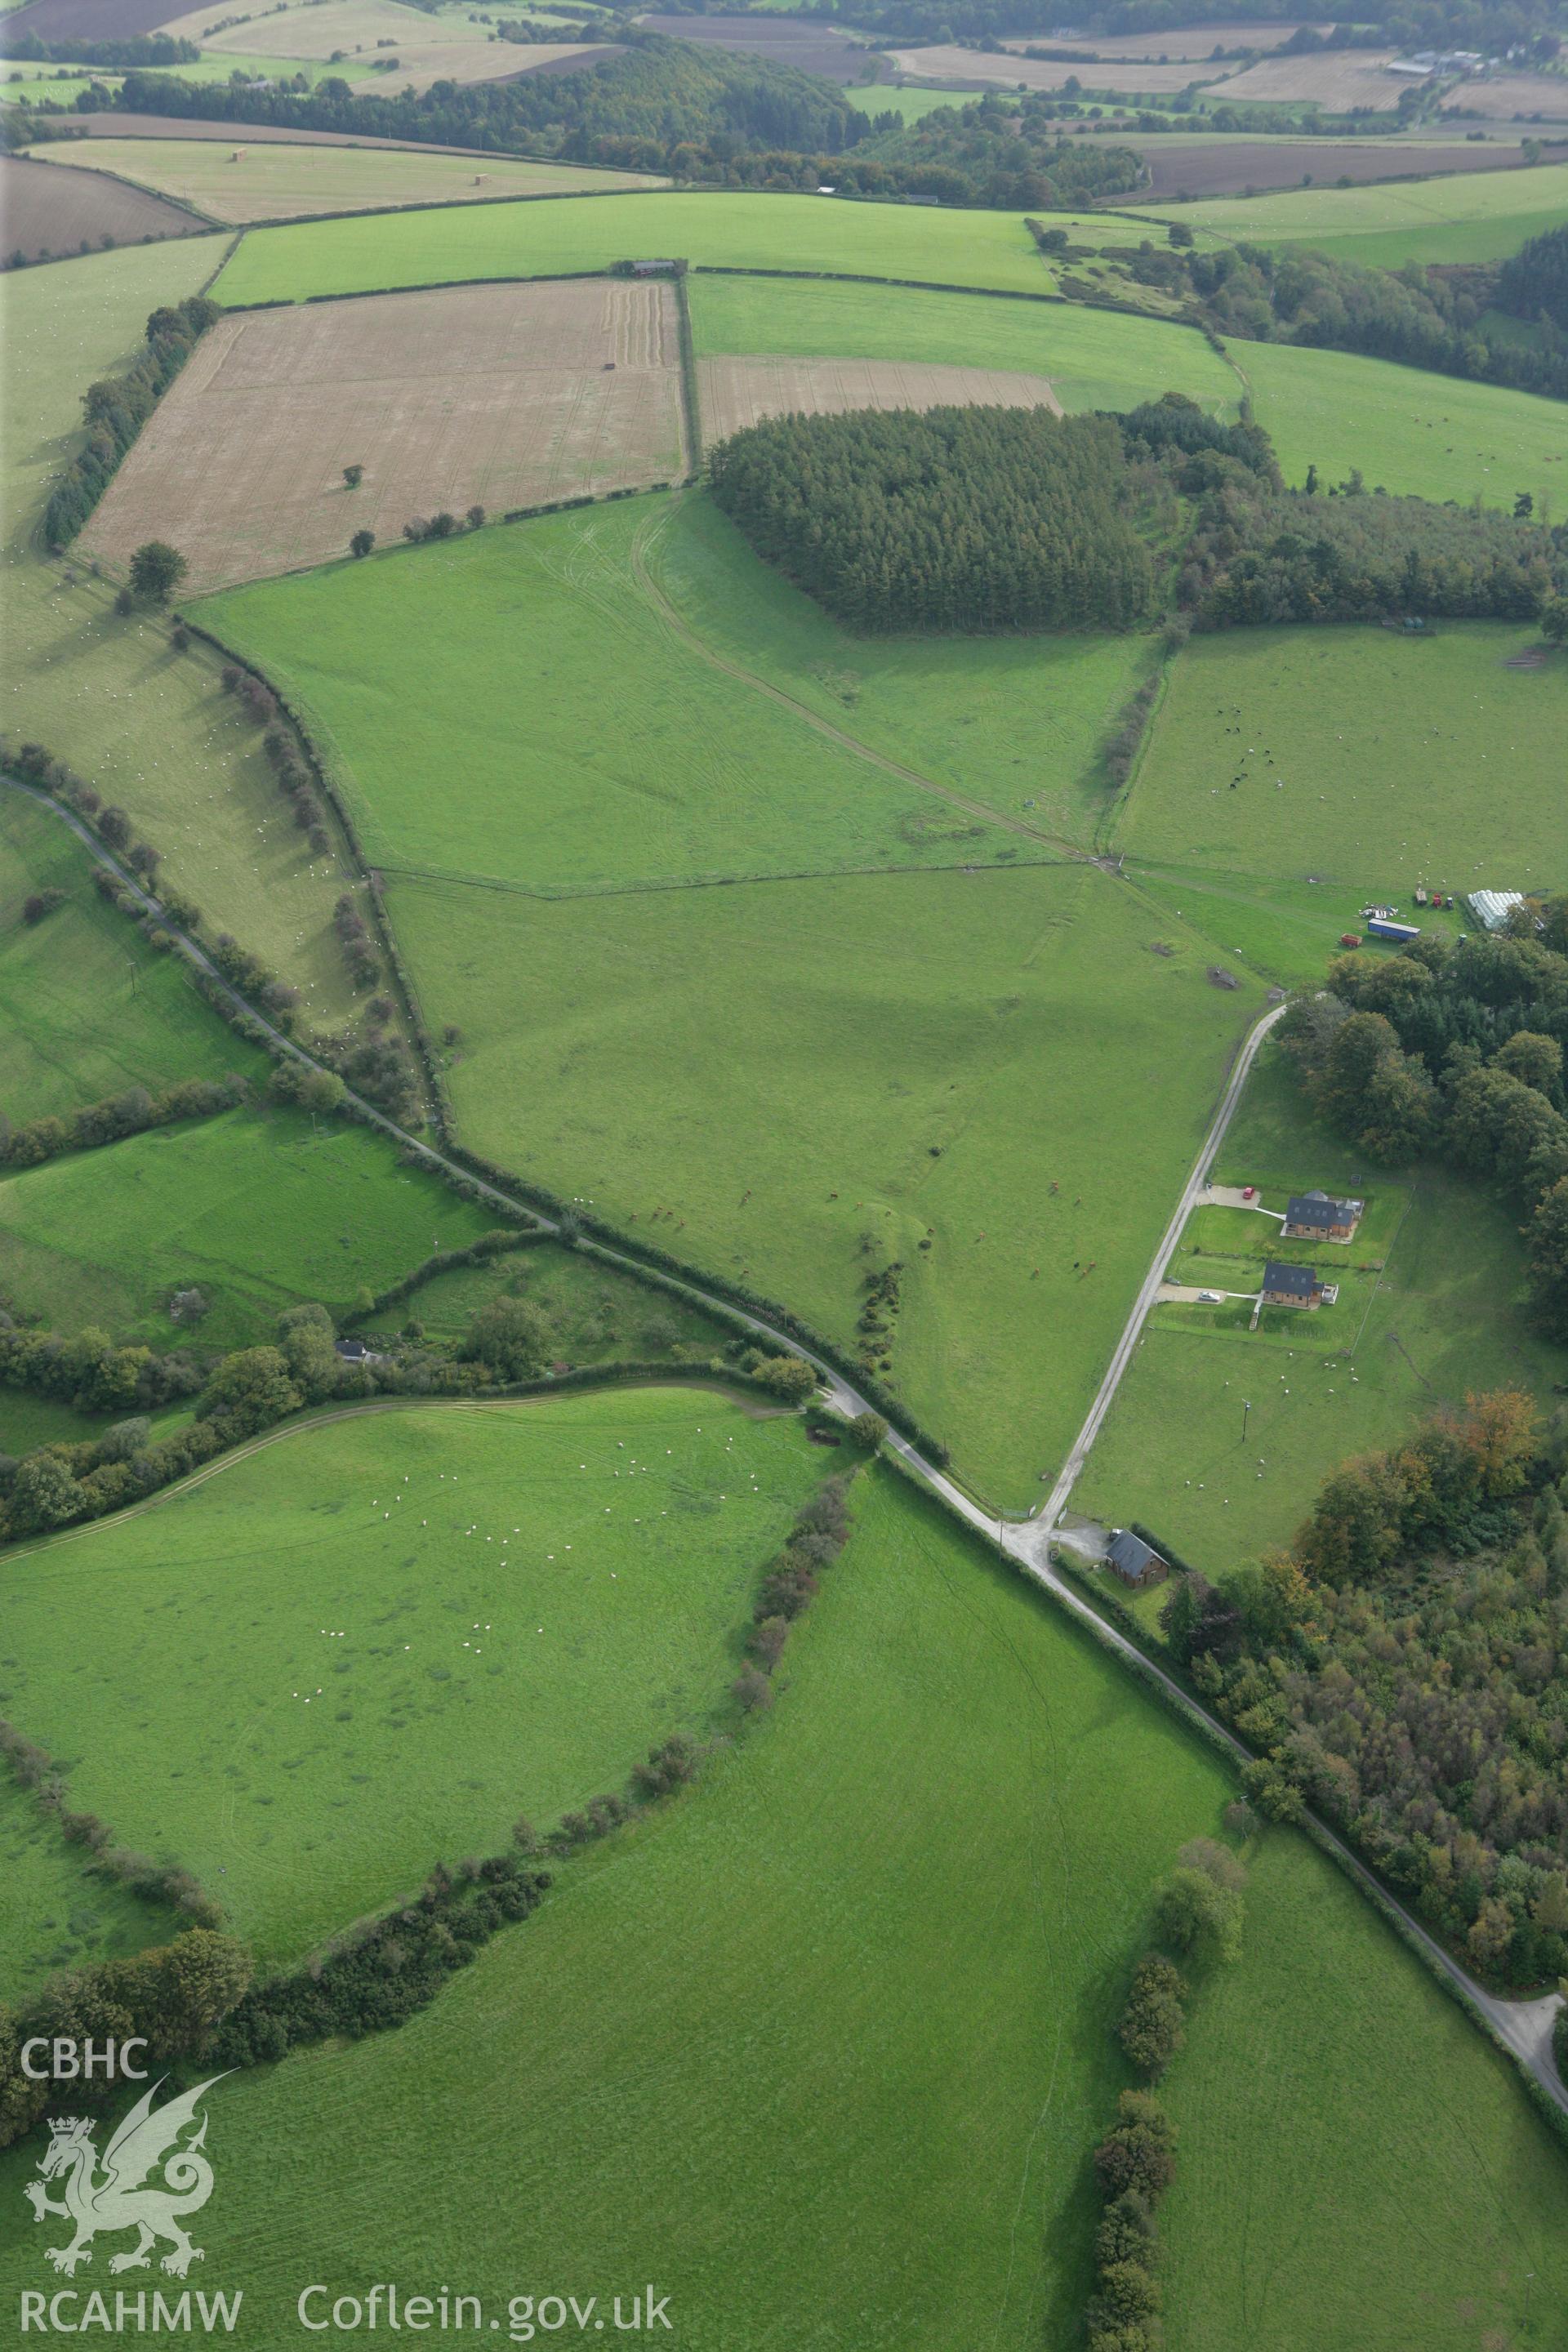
[390,1240,732,1364]
[1157,1821,1568,2350]
[866,84,980,119]
[644,492,1160,848]
[1133,159,1568,264]
[34,138,667,225]
[686,271,1242,413]
[1,240,365,1026]
[210,190,1068,305]
[0,1388,822,1961]
[4,1466,1561,2343]
[1127,863,1469,991]
[0,1775,176,2007]
[0,1106,498,1355]
[0,791,263,1124]
[1075,1043,1568,1572]
[1232,336,1568,512]
[0,1390,114,1455]
[1112,622,1567,897]
[385,859,1266,1506]
[194,498,1028,893]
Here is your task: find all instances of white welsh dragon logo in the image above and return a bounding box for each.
[24,2076,229,2279]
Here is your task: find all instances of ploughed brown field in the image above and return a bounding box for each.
[2,0,170,38]
[698,356,1061,443]
[640,14,880,86]
[79,279,687,595]
[1125,134,1567,199]
[889,45,1209,94]
[0,151,200,264]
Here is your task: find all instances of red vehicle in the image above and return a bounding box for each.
[1339,931,1362,948]
[1242,1185,1256,1200]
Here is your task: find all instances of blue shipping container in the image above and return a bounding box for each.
[1365,919,1421,942]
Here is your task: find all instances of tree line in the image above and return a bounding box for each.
[1081,1836,1250,2352]
[708,405,1157,635]
[781,0,1568,60]
[1277,911,1568,1339]
[1158,1393,1568,1989]
[1,1073,246,1175]
[1496,222,1568,339]
[41,297,218,553]
[79,48,1143,210]
[1129,234,1568,408]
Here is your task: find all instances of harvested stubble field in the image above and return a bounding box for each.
[2,238,368,1022]
[697,354,1060,439]
[29,137,666,225]
[1441,69,1568,122]
[158,0,606,90]
[0,1388,825,1959]
[889,44,1216,93]
[0,151,199,262]
[686,274,1241,415]
[82,278,685,594]
[210,190,1067,304]
[1004,20,1332,59]
[1194,48,1405,108]
[1136,158,1568,265]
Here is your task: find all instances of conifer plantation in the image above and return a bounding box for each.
[706,407,1157,635]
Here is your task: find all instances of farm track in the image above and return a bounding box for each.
[7,772,1564,2122]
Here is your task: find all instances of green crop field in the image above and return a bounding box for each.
[0,1775,176,2006]
[194,497,1030,893]
[1112,622,1567,898]
[0,791,263,1124]
[0,1106,499,1355]
[210,189,1065,304]
[33,139,667,226]
[1075,1043,1568,1573]
[3,1467,1561,2342]
[1133,160,1568,265]
[1232,336,1568,512]
[687,271,1242,413]
[385,858,1265,1506]
[1,240,367,1025]
[0,1388,822,1961]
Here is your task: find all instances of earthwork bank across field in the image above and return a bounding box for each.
[81,277,686,593]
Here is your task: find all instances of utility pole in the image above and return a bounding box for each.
[1241,1398,1251,1447]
